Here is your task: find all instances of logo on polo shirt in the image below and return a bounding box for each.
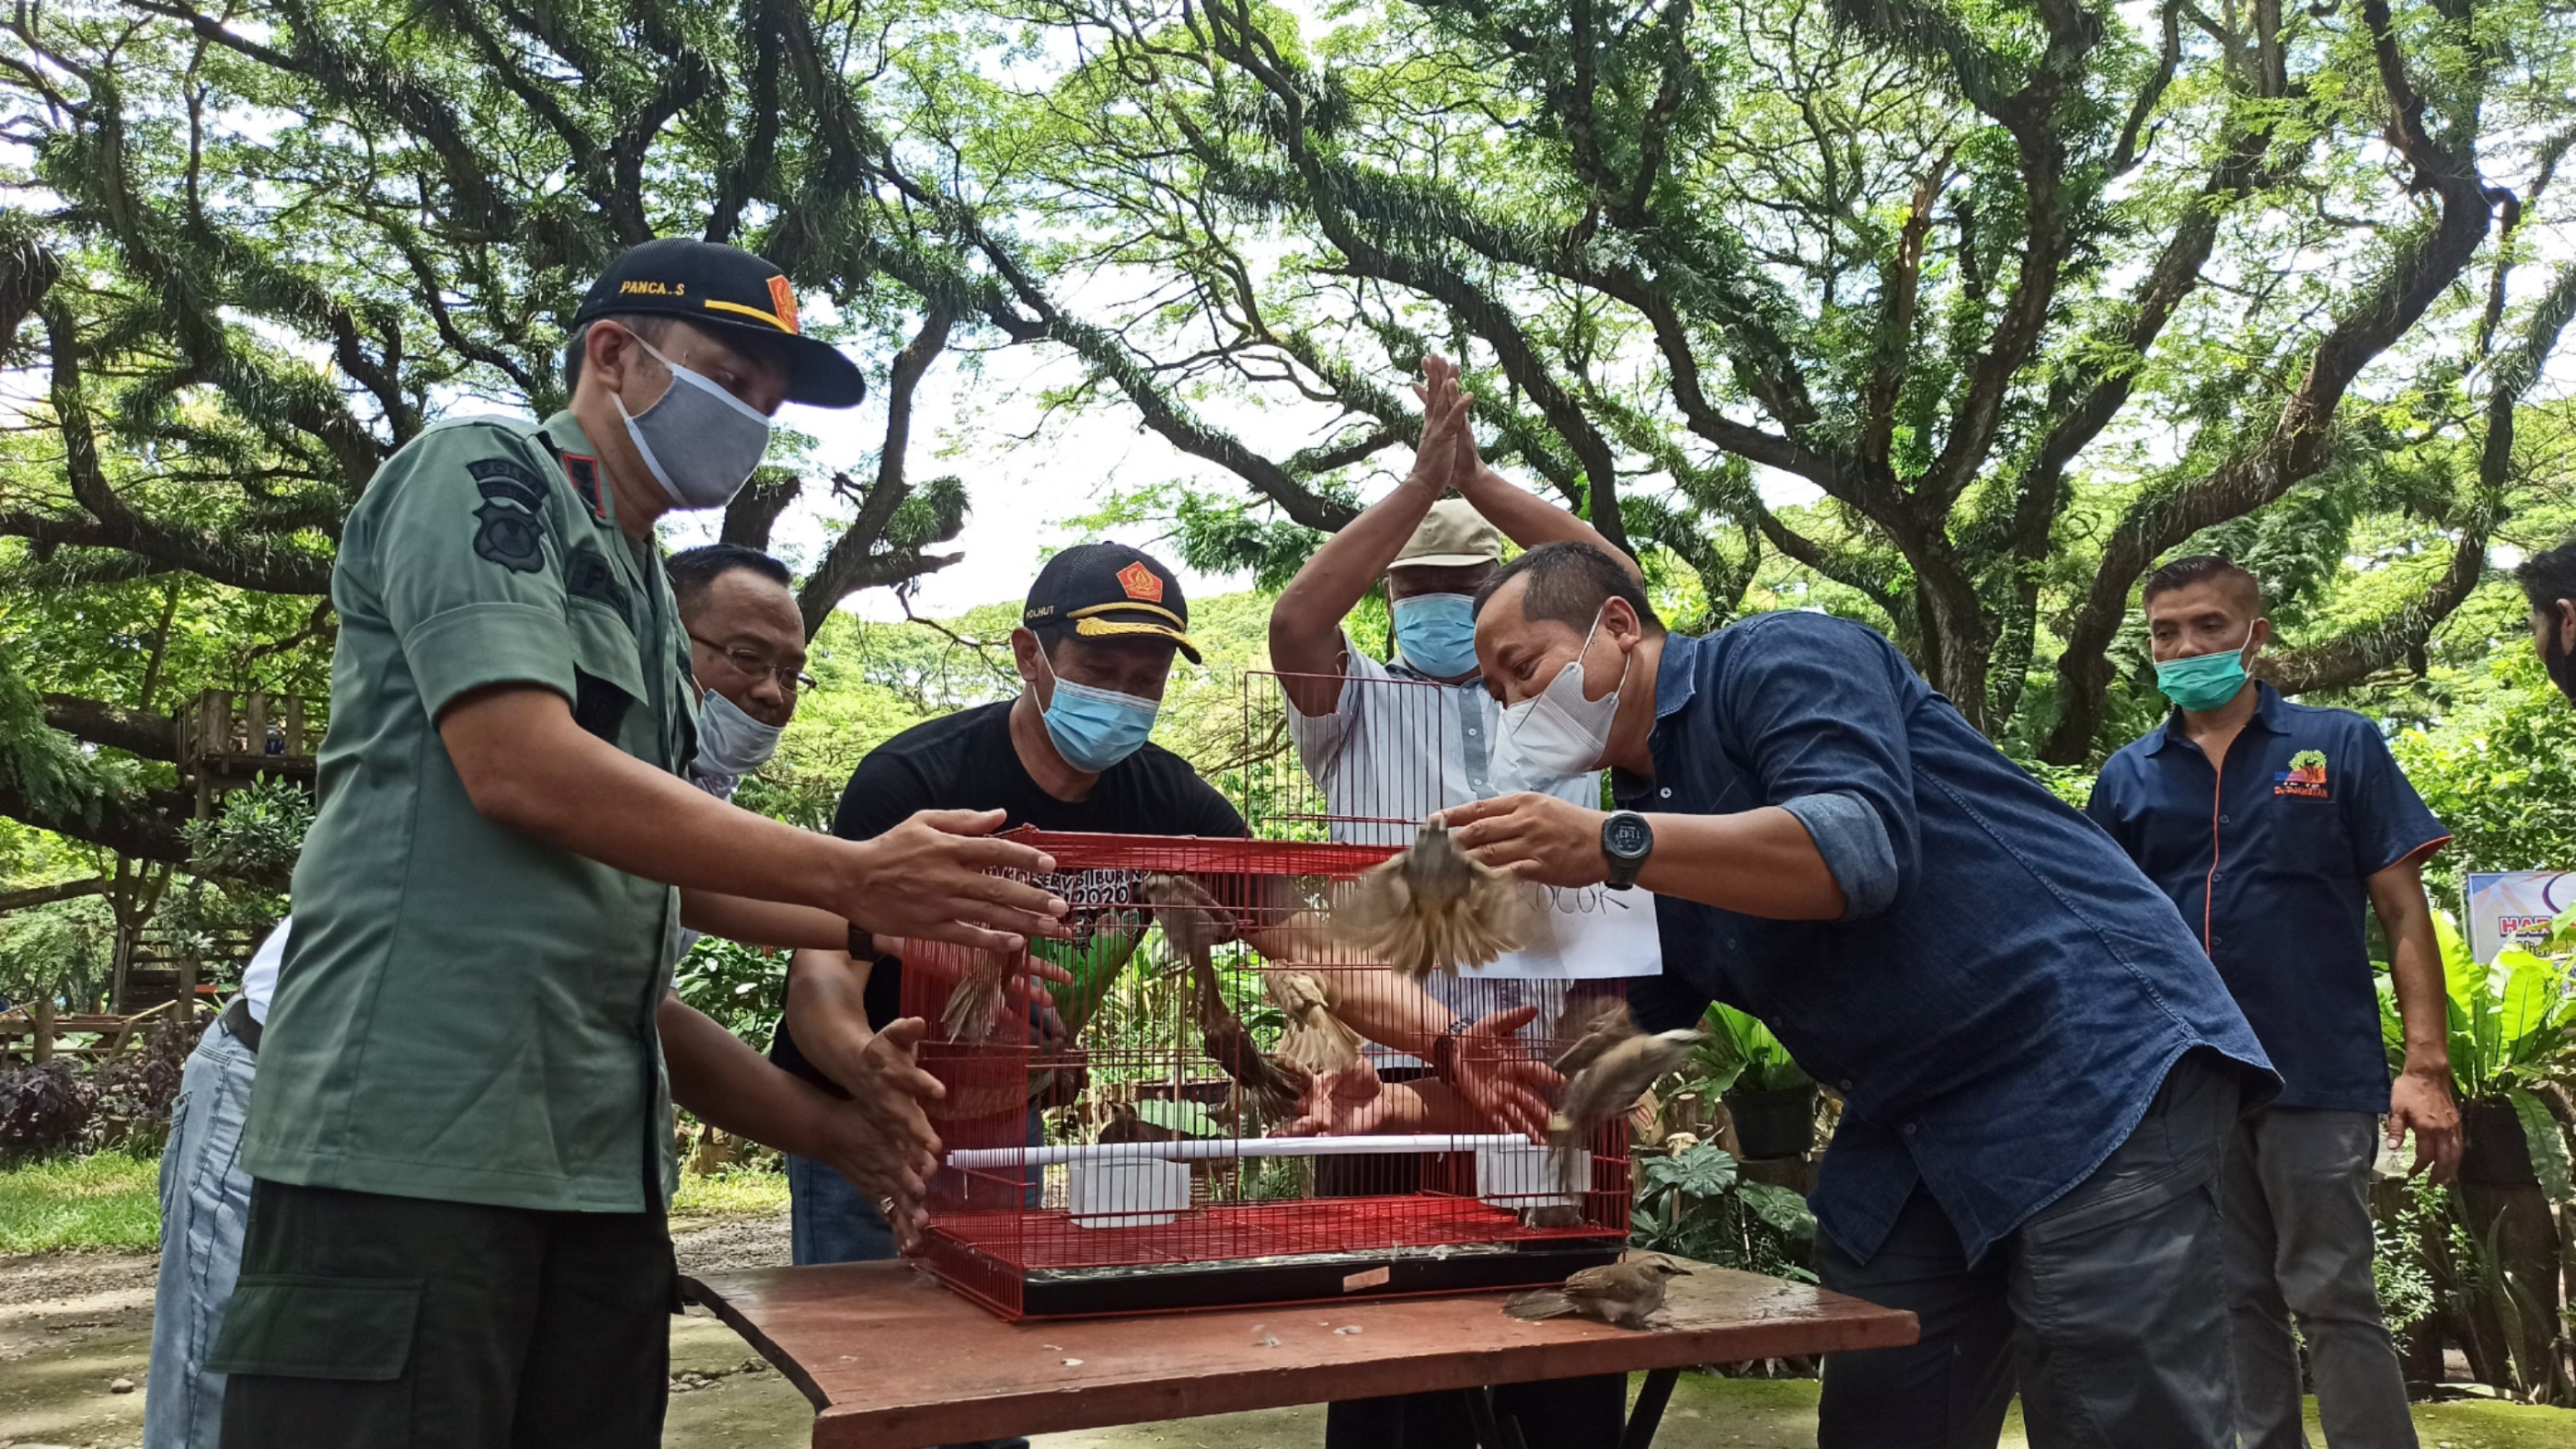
[1117,561,1165,602]
[2275,748,2329,799]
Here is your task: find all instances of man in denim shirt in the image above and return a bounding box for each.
[1445,543,2274,1449]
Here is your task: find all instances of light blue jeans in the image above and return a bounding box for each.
[145,1015,258,1449]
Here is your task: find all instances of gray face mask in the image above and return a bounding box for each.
[615,336,773,511]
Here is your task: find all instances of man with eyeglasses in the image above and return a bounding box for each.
[203,239,1068,1448]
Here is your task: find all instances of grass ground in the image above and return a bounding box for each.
[0,1152,158,1254]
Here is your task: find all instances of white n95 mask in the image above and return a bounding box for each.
[1501,607,1627,777]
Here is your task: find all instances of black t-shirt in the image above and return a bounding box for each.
[768,699,1246,1088]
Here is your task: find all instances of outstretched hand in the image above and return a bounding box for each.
[815,1015,946,1253]
[840,808,1071,953]
[1446,1005,1562,1142]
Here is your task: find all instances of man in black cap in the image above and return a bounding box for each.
[772,542,1557,1449]
[209,239,1070,1447]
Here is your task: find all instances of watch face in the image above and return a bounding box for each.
[1604,812,1651,859]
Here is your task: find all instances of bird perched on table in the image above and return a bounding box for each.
[1265,969,1363,1075]
[1141,873,1310,1121]
[1504,1255,1693,1329]
[1551,1023,1702,1191]
[1334,821,1537,979]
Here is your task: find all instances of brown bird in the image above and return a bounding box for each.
[1141,874,1309,1121]
[1335,822,1538,979]
[938,948,1020,1044]
[1096,1101,1187,1145]
[1551,996,1641,1077]
[1504,1255,1693,1329]
[1266,969,1363,1075]
[1550,1026,1702,1191]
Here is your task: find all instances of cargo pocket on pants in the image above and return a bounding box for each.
[207,1274,422,1380]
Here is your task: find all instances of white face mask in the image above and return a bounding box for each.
[1501,607,1628,777]
[686,688,784,797]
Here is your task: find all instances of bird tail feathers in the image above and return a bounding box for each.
[1503,1289,1574,1321]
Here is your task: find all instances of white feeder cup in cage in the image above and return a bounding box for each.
[1067,1156,1191,1228]
[1476,1144,1584,1211]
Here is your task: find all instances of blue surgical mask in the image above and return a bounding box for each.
[1392,592,1479,679]
[2154,626,2260,713]
[1037,651,1160,772]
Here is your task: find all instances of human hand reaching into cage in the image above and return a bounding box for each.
[809,1015,947,1253]
[1439,1005,1563,1142]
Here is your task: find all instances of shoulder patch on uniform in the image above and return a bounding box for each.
[473,500,546,573]
[561,454,604,521]
[466,456,547,511]
[565,545,631,615]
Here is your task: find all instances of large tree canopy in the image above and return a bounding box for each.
[0,0,2570,885]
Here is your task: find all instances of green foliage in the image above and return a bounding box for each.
[1688,1004,1813,1097]
[182,778,315,886]
[0,895,115,1011]
[1631,1142,1816,1282]
[1132,1098,1227,1138]
[672,937,788,1045]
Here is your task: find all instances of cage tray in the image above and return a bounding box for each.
[931,1234,1621,1319]
[915,1194,1626,1319]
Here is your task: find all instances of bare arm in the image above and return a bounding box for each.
[1453,427,1641,582]
[2369,857,2462,1181]
[437,685,1066,951]
[681,894,854,952]
[1268,358,1468,713]
[657,990,943,1246]
[1443,792,1846,920]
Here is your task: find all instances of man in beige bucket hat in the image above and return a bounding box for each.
[1268,354,1642,1449]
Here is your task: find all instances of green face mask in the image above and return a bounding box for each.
[2154,627,2259,712]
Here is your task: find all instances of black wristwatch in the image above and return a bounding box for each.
[1602,810,1653,891]
[1430,1018,1474,1085]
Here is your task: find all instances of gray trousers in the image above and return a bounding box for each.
[146,1015,259,1449]
[1814,1052,2241,1449]
[2226,1108,2417,1449]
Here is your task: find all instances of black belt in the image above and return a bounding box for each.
[221,995,262,1054]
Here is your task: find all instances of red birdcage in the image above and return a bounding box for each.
[899,673,1637,1319]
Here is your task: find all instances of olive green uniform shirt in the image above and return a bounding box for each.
[239,410,697,1213]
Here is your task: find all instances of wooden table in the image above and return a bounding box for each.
[684,1259,1916,1449]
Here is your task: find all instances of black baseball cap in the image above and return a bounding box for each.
[573,238,866,408]
[1023,543,1201,662]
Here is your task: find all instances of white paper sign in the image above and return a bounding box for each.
[1478,884,1663,980]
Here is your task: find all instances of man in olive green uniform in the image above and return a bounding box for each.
[211,239,1070,1447]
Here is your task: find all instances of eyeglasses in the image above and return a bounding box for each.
[688,634,820,694]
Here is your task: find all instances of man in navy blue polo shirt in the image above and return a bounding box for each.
[2087,554,2458,1449]
[1445,542,2274,1449]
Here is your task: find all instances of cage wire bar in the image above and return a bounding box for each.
[899,673,1628,1319]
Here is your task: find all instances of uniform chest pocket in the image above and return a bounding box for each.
[569,602,648,744]
[2266,794,2354,878]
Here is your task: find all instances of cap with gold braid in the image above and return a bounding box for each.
[1022,542,1201,663]
[574,238,866,408]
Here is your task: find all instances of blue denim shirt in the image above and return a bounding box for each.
[1616,615,2273,1265]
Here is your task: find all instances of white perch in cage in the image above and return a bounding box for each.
[946,1133,1539,1170]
